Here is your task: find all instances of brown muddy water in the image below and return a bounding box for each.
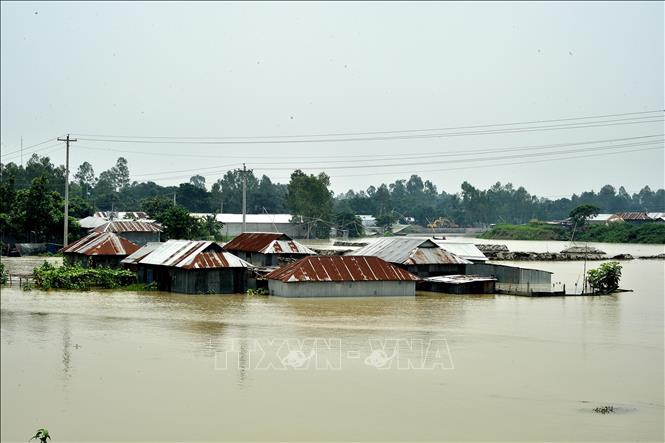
[1,246,664,442]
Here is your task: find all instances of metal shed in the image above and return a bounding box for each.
[465,263,553,295]
[61,232,140,268]
[223,232,316,267]
[128,240,253,294]
[433,241,488,262]
[347,237,471,278]
[422,275,497,295]
[266,255,419,298]
[93,221,162,246]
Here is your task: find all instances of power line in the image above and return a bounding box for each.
[140,141,663,183]
[122,135,664,180]
[74,116,664,145]
[74,133,664,161]
[1,137,58,158]
[71,109,663,140]
[0,143,64,162]
[269,145,664,181]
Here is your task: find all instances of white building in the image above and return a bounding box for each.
[190,213,308,238]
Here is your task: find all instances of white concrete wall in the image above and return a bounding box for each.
[220,223,307,238]
[268,280,416,297]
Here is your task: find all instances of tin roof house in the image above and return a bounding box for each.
[346,237,471,278]
[121,240,253,294]
[223,232,316,267]
[62,232,140,268]
[93,220,162,246]
[266,255,419,297]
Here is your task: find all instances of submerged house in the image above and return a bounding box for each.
[62,232,140,268]
[466,262,553,295]
[223,232,316,267]
[422,274,497,295]
[346,237,471,278]
[123,240,253,294]
[93,221,162,246]
[433,241,488,263]
[266,255,419,297]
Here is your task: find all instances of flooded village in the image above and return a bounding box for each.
[2,2,665,442]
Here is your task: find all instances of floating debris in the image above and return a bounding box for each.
[593,405,615,414]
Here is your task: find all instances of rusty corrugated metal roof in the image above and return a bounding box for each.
[266,256,420,283]
[347,237,471,265]
[93,220,163,233]
[614,212,651,221]
[224,232,314,255]
[61,232,140,256]
[137,240,252,269]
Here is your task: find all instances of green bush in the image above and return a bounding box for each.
[0,261,7,284]
[587,261,622,294]
[33,262,137,290]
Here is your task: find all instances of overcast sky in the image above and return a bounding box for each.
[1,1,663,198]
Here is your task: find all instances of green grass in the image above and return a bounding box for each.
[481,222,665,244]
[480,223,568,241]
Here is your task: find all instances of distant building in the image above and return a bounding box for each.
[647,212,665,223]
[613,212,654,224]
[93,221,162,246]
[122,240,253,294]
[223,232,316,267]
[266,255,419,297]
[357,215,377,228]
[346,237,471,278]
[587,214,622,225]
[62,232,140,268]
[190,213,308,238]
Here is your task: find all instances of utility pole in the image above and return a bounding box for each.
[20,136,23,166]
[173,191,176,206]
[242,163,247,233]
[57,134,77,246]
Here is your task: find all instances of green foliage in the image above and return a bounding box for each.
[123,281,158,291]
[33,262,137,290]
[587,261,622,294]
[247,287,268,295]
[482,222,665,244]
[29,428,51,443]
[0,261,7,284]
[480,223,568,240]
[334,212,364,238]
[286,170,334,238]
[569,204,600,227]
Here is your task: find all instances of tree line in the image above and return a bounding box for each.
[1,154,664,242]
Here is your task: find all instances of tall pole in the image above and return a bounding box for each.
[20,136,23,166]
[57,134,77,246]
[242,163,247,233]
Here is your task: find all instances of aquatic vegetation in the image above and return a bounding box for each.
[593,405,615,414]
[33,262,136,290]
[29,428,51,442]
[246,288,269,296]
[0,261,7,284]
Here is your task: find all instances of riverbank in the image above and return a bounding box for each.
[480,222,665,244]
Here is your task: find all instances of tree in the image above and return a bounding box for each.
[587,261,622,294]
[569,204,600,228]
[286,170,333,238]
[334,211,364,238]
[189,174,206,190]
[158,205,200,240]
[74,161,97,198]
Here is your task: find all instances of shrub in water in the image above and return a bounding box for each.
[33,262,136,290]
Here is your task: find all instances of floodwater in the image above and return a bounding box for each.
[1,243,664,442]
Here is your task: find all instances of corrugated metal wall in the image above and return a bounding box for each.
[120,232,161,246]
[268,280,416,297]
[465,263,552,294]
